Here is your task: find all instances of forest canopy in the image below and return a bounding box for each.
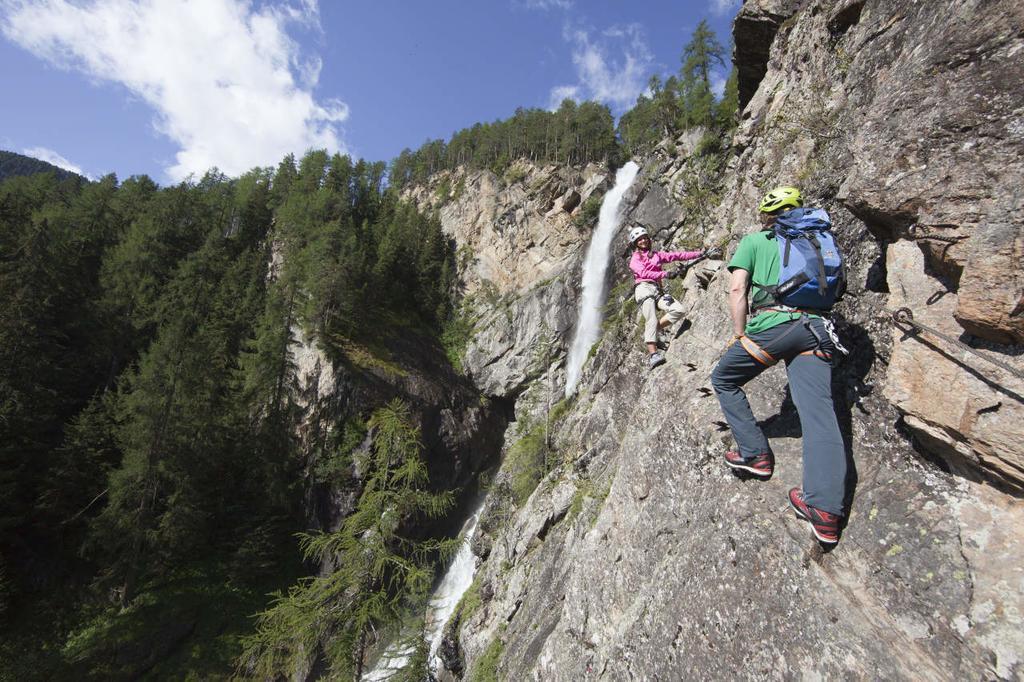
[0,151,456,679]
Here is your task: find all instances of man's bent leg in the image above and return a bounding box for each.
[712,341,772,458]
[786,353,846,516]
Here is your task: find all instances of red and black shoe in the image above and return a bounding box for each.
[723,450,774,478]
[788,488,840,545]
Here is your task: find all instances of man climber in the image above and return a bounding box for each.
[710,187,847,544]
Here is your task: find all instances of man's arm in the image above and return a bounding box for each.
[728,268,749,337]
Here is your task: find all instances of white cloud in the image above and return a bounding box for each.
[23,146,90,177]
[548,23,653,113]
[548,84,580,107]
[523,0,572,10]
[1,0,348,182]
[711,72,727,98]
[710,0,740,16]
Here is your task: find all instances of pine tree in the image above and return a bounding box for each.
[89,177,274,605]
[679,20,726,129]
[239,399,455,680]
[716,66,741,130]
[0,172,122,593]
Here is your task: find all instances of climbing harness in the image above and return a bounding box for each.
[633,282,664,308]
[891,308,1024,381]
[738,313,843,366]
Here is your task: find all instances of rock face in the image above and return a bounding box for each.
[423,0,1024,680]
[732,0,802,109]
[828,0,1024,344]
[287,318,510,535]
[404,162,608,302]
[405,162,610,399]
[885,241,1024,493]
[955,215,1024,344]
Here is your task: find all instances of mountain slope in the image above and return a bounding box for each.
[421,0,1024,679]
[0,150,82,183]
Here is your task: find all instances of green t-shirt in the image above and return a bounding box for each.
[728,231,818,335]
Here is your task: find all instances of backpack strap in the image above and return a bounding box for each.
[807,233,828,297]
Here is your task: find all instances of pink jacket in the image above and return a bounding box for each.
[629,248,702,284]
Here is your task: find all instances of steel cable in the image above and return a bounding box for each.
[891,307,1024,381]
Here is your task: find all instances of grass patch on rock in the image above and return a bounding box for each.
[468,634,504,682]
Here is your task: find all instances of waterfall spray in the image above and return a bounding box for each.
[564,161,640,396]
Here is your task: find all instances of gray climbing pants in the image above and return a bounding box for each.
[635,282,686,344]
[711,316,847,516]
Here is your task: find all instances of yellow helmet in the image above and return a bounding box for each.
[758,186,803,213]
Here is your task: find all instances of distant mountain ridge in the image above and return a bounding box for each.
[0,150,83,182]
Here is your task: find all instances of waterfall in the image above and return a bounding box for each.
[426,501,484,666]
[363,500,485,680]
[564,161,640,396]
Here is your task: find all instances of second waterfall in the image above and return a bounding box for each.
[564,161,639,396]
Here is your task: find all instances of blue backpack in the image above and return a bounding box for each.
[753,207,845,311]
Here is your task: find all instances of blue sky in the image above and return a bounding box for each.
[0,0,740,184]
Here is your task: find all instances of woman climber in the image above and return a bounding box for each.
[628,226,710,369]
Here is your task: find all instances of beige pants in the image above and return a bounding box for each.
[634,282,687,344]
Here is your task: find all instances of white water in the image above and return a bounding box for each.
[363,500,485,680]
[564,161,640,397]
[426,502,484,667]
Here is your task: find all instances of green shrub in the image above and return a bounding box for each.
[453,576,482,624]
[468,636,504,682]
[312,416,366,483]
[435,177,452,203]
[567,481,589,521]
[567,477,613,527]
[547,396,573,425]
[573,194,603,228]
[695,131,722,157]
[504,164,527,185]
[441,304,477,371]
[489,154,511,177]
[453,177,467,201]
[507,427,549,504]
[501,395,576,507]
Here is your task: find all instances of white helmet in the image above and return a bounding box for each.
[628,226,649,244]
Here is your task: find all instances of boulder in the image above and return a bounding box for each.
[884,240,1024,490]
[954,216,1024,344]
